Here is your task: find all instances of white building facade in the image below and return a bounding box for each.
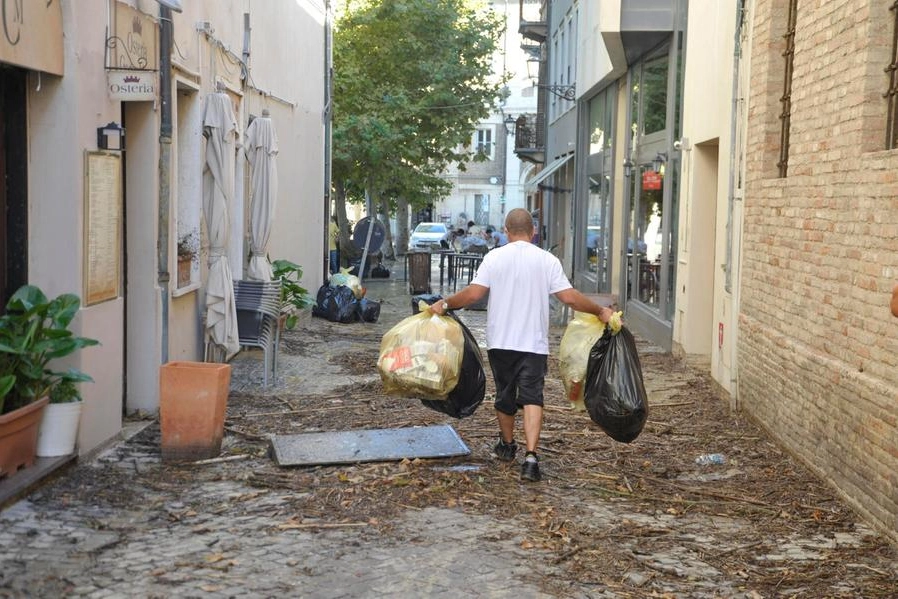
[0,0,328,457]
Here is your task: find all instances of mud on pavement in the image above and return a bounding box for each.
[1,270,897,598]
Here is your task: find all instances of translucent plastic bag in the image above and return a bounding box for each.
[583,325,649,443]
[378,307,464,400]
[329,267,364,299]
[419,314,485,418]
[558,311,606,411]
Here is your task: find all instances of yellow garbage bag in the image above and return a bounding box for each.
[378,304,464,400]
[559,312,606,411]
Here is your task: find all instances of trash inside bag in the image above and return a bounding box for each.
[377,308,464,400]
[312,284,359,323]
[583,325,648,443]
[558,311,606,412]
[356,297,381,323]
[419,313,485,419]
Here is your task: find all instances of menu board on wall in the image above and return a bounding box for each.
[83,152,122,306]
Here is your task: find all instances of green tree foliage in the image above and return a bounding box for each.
[332,0,506,256]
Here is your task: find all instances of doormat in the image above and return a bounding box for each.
[270,424,470,467]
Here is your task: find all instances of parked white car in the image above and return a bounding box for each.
[408,222,450,251]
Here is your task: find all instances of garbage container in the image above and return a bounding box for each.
[407,251,431,294]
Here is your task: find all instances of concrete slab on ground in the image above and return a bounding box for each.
[270,424,470,466]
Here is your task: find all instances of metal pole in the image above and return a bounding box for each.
[158,6,173,364]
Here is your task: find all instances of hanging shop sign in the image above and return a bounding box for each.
[642,170,662,191]
[0,0,64,75]
[107,70,157,101]
[107,2,158,71]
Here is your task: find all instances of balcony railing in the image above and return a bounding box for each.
[512,113,545,164]
[518,0,546,43]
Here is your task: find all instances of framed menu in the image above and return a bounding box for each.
[83,151,122,306]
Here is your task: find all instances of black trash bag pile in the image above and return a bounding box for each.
[312,284,381,323]
[419,314,485,419]
[583,326,649,443]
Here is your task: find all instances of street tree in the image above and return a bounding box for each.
[332,0,506,262]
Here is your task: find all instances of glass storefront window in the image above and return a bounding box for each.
[641,57,668,136]
[581,87,614,293]
[631,164,662,309]
[589,93,606,155]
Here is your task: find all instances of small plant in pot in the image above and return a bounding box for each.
[0,285,99,467]
[177,231,199,287]
[271,259,314,330]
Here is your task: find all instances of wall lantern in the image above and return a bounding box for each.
[97,122,125,151]
[623,159,634,178]
[652,152,668,173]
[503,114,516,135]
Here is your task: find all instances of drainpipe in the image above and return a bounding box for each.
[725,0,746,408]
[323,0,334,281]
[158,6,173,364]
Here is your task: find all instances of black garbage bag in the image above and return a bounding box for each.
[356,297,381,323]
[410,293,443,314]
[312,284,359,323]
[420,314,485,418]
[370,263,390,278]
[583,326,649,443]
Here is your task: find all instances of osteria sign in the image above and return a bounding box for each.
[0,0,64,75]
[107,70,157,101]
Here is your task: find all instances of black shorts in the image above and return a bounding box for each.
[487,349,548,415]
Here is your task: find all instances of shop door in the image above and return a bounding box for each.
[0,67,27,307]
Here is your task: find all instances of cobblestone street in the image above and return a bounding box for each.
[1,259,896,598]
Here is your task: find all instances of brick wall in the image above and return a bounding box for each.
[740,0,898,543]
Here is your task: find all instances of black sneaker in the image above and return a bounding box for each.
[521,453,541,482]
[493,438,518,462]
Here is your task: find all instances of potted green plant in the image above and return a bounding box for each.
[0,285,98,474]
[35,380,85,457]
[177,231,199,287]
[271,259,314,330]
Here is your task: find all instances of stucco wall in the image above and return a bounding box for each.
[740,0,898,543]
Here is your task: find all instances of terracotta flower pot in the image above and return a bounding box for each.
[159,361,230,462]
[0,397,49,479]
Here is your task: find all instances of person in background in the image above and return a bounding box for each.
[430,208,613,482]
[489,226,508,248]
[891,283,898,317]
[328,215,340,274]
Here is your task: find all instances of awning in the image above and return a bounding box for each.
[525,153,574,191]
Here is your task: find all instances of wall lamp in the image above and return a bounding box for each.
[97,122,125,151]
[652,152,668,173]
[622,159,634,178]
[503,114,516,134]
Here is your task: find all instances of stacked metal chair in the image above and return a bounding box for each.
[233,279,283,387]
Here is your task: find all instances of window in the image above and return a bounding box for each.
[475,128,494,159]
[778,0,798,177]
[887,0,898,149]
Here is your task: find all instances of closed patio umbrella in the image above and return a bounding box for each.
[202,89,240,361]
[244,109,278,281]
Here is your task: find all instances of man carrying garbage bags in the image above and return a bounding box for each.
[430,208,614,482]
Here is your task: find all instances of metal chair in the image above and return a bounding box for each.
[233,279,283,387]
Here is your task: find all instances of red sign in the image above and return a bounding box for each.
[642,170,662,191]
[718,322,724,349]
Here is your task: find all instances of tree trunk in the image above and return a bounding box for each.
[379,195,395,260]
[396,197,410,256]
[333,181,359,270]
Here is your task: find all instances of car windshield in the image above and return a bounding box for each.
[415,224,445,233]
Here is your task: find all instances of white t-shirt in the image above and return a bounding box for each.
[470,241,572,354]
